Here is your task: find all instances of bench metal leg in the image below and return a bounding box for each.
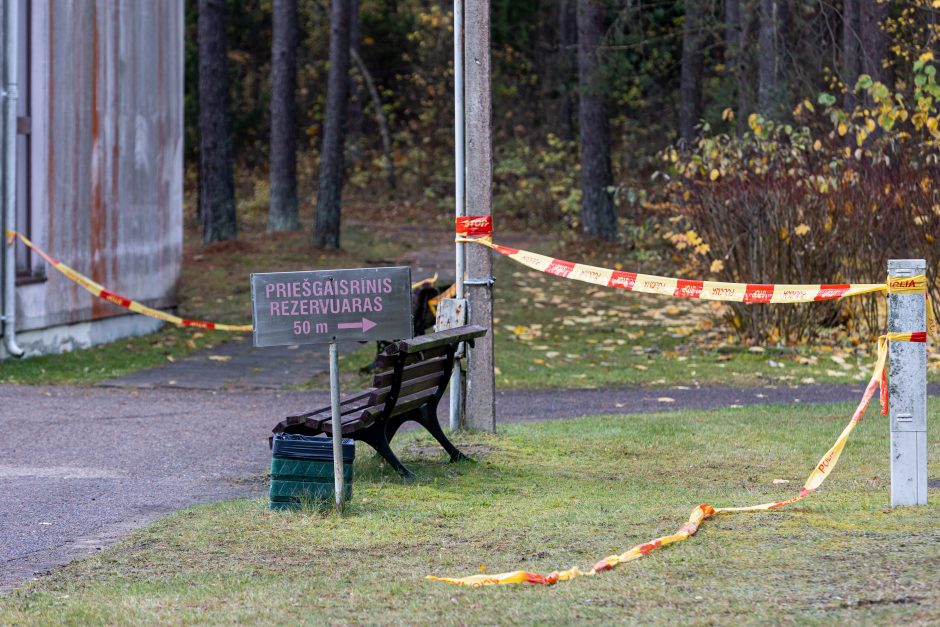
[415,406,471,463]
[359,423,415,480]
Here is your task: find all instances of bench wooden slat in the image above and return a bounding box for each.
[281,389,377,424]
[367,371,448,407]
[373,343,451,369]
[371,355,449,388]
[392,325,487,354]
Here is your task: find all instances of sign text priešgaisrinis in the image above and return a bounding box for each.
[250,267,413,347]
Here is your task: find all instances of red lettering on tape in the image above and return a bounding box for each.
[546,259,575,278]
[100,289,132,309]
[675,279,703,299]
[814,284,849,301]
[455,216,493,237]
[744,284,774,303]
[607,271,637,290]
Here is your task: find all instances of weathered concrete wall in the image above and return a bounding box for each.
[14,0,183,334]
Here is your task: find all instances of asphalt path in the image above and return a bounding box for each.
[2,381,938,591]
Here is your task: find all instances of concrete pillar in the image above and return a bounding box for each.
[463,0,496,433]
[887,259,928,506]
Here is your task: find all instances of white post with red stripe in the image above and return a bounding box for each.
[888,259,928,507]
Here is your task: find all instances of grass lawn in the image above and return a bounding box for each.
[3,399,939,624]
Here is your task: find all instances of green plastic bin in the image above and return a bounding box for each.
[270,433,354,510]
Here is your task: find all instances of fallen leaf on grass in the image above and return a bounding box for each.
[634,364,648,371]
[772,479,791,485]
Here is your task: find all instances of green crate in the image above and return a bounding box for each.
[269,434,355,511]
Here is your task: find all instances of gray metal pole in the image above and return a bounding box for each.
[329,342,346,513]
[463,0,496,433]
[2,0,23,357]
[887,259,928,507]
[449,0,465,432]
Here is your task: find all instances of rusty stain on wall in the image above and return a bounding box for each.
[20,0,183,332]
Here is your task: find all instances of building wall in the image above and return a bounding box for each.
[14,0,183,338]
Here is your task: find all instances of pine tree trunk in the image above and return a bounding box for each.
[860,0,888,84]
[314,0,352,250]
[198,0,237,243]
[577,0,616,241]
[736,0,753,133]
[724,0,746,134]
[757,0,779,118]
[842,0,859,110]
[268,0,299,232]
[346,0,364,162]
[557,0,578,141]
[680,0,705,143]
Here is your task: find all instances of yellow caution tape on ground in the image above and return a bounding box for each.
[429,334,907,587]
[6,230,253,332]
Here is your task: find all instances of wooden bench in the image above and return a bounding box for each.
[272,324,487,479]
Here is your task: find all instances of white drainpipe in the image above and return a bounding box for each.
[2,0,24,357]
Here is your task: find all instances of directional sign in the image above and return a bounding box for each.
[250,267,413,347]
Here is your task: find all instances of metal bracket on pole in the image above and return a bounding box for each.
[329,342,346,513]
[463,276,495,287]
[887,259,928,507]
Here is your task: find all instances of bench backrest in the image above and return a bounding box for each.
[367,325,487,419]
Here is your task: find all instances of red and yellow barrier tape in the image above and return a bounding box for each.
[6,230,455,333]
[456,216,894,303]
[427,331,929,587]
[429,217,935,587]
[6,229,253,332]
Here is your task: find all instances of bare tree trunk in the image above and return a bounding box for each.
[557,0,578,141]
[268,0,299,232]
[314,0,352,250]
[860,0,888,84]
[350,48,396,190]
[842,0,860,110]
[346,0,364,160]
[198,0,237,243]
[737,0,753,133]
[757,0,779,118]
[577,0,616,241]
[725,0,746,133]
[680,0,706,143]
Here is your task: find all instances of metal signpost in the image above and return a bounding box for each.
[451,0,466,432]
[251,266,413,513]
[887,259,928,507]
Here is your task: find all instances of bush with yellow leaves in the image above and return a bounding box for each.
[659,56,940,343]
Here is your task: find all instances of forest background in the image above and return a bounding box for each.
[189,0,940,344]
